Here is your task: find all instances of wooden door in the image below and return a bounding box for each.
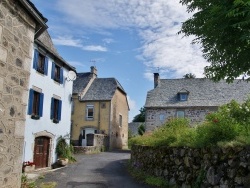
[34,136,50,168]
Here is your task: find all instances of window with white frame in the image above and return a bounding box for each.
[159,114,165,121]
[86,105,94,120]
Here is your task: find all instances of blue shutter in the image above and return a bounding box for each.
[44,57,48,75]
[28,89,34,115]
[39,93,44,117]
[60,67,63,84]
[50,98,54,119]
[58,100,62,121]
[33,50,39,70]
[51,62,55,79]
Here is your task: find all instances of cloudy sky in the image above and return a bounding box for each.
[31,0,208,121]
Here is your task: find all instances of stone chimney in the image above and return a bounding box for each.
[90,66,97,78]
[154,73,160,88]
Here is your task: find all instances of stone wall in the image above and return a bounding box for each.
[73,146,105,154]
[128,122,145,136]
[146,107,217,131]
[0,0,37,187]
[131,145,250,187]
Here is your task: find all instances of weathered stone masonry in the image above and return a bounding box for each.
[0,0,38,187]
[131,145,250,187]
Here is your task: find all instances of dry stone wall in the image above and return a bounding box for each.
[0,0,36,187]
[131,145,250,187]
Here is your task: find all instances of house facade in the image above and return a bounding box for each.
[0,0,48,187]
[71,67,129,149]
[145,73,250,131]
[23,30,75,169]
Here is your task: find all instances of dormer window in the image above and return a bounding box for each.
[178,89,189,101]
[180,93,188,101]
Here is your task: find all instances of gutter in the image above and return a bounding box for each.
[18,0,48,39]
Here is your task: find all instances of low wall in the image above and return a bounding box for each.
[131,145,250,187]
[73,146,104,154]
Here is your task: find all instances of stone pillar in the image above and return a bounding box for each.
[0,0,38,187]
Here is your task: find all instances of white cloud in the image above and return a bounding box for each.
[52,36,107,52]
[55,0,208,78]
[82,45,107,52]
[52,36,82,47]
[127,96,136,111]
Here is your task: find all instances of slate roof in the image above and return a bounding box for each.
[81,78,126,101]
[73,73,126,101]
[73,73,93,94]
[145,78,250,108]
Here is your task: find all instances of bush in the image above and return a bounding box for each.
[130,99,250,148]
[56,135,76,162]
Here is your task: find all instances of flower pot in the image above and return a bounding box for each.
[23,165,35,172]
[57,158,68,166]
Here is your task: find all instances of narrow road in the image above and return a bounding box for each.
[39,150,155,188]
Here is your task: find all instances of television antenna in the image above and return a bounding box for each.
[90,59,96,67]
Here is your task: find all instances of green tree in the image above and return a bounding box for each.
[132,107,145,122]
[138,124,146,136]
[179,0,250,82]
[183,73,196,78]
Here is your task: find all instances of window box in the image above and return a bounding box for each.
[31,114,40,120]
[53,118,59,124]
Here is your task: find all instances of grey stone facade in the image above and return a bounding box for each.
[0,0,46,187]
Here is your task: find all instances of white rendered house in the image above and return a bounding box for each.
[24,31,76,169]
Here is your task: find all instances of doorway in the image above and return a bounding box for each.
[33,136,50,168]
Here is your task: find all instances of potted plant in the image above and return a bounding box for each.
[55,135,76,166]
[22,161,35,172]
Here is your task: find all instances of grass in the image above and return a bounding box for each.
[127,162,170,187]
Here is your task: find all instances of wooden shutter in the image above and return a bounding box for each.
[28,89,34,115]
[39,93,44,117]
[50,98,54,119]
[33,50,39,70]
[60,68,63,84]
[44,57,49,75]
[58,100,62,121]
[51,62,55,79]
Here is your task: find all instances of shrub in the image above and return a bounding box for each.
[56,135,76,162]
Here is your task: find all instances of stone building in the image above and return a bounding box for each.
[0,0,47,187]
[145,73,250,131]
[71,66,129,149]
[23,30,75,169]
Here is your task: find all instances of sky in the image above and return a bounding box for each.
[31,0,209,122]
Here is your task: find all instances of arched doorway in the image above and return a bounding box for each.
[33,136,50,168]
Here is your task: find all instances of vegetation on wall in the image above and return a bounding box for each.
[137,124,145,136]
[130,99,250,148]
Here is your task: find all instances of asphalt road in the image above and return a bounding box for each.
[39,150,155,188]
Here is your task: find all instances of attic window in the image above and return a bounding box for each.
[180,93,188,101]
[178,88,189,101]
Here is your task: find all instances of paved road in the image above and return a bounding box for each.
[39,150,155,188]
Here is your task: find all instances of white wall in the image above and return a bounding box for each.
[24,46,73,165]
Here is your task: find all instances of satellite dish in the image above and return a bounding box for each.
[66,71,77,81]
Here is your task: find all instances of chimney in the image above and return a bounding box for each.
[90,66,97,78]
[154,73,160,88]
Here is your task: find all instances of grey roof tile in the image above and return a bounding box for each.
[145,78,250,108]
[82,78,126,101]
[73,73,93,94]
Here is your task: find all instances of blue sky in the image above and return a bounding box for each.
[31,0,208,122]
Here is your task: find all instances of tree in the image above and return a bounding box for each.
[179,0,250,82]
[183,73,196,79]
[132,107,145,122]
[138,124,145,136]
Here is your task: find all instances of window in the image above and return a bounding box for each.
[50,97,62,123]
[119,114,122,127]
[51,62,63,84]
[33,49,48,75]
[180,93,188,101]
[176,111,185,118]
[28,89,44,119]
[159,114,165,121]
[86,105,94,120]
